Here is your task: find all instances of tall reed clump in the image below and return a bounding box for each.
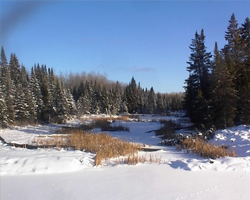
[69,130,141,165]
[178,137,236,159]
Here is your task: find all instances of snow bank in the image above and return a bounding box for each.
[1,115,250,200]
[1,117,250,176]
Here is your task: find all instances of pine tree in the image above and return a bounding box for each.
[100,87,110,115]
[0,61,15,124]
[48,68,58,121]
[124,77,139,113]
[9,53,21,87]
[210,42,237,128]
[224,13,242,69]
[184,30,212,125]
[155,92,164,114]
[137,86,144,114]
[65,89,77,116]
[238,17,250,124]
[223,13,246,123]
[39,65,52,122]
[111,81,121,115]
[53,79,68,123]
[14,81,28,122]
[0,47,8,68]
[8,53,28,124]
[29,67,44,121]
[19,65,36,123]
[90,81,100,114]
[148,87,156,114]
[0,47,8,127]
[142,88,149,113]
[0,80,7,128]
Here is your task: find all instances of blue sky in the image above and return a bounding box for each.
[1,1,249,93]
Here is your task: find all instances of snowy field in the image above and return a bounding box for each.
[1,114,250,200]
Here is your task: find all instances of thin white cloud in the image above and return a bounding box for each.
[130,66,154,72]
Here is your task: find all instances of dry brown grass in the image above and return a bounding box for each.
[34,135,70,149]
[177,137,237,159]
[112,154,163,165]
[34,130,141,166]
[69,131,140,165]
[124,154,147,165]
[33,130,167,166]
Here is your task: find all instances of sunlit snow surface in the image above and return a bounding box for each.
[1,114,250,200]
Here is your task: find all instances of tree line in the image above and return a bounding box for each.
[0,48,183,127]
[184,14,250,129]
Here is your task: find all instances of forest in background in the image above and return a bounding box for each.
[0,49,183,127]
[184,14,250,129]
[1,13,249,130]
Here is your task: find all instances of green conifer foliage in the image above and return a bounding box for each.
[184,30,212,125]
[210,42,237,128]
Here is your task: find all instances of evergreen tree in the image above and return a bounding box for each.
[155,93,163,114]
[171,94,183,111]
[0,47,8,68]
[137,86,144,114]
[124,77,139,113]
[184,29,212,125]
[210,42,237,128]
[238,17,250,124]
[19,65,36,122]
[76,95,85,117]
[14,81,28,122]
[52,79,68,123]
[48,68,58,121]
[223,14,245,123]
[147,87,156,114]
[90,81,100,114]
[0,61,15,124]
[100,87,110,114]
[76,80,92,116]
[29,67,44,121]
[0,80,7,127]
[39,65,52,122]
[9,53,21,87]
[0,47,8,127]
[111,81,122,115]
[224,13,242,69]
[65,89,77,116]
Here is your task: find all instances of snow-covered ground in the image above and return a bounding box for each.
[1,115,250,200]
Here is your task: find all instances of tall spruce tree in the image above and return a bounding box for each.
[124,77,139,113]
[184,29,212,125]
[39,65,52,122]
[0,78,7,127]
[0,47,8,127]
[238,17,250,123]
[148,87,156,114]
[210,42,237,128]
[111,81,122,115]
[65,89,77,116]
[0,58,15,124]
[223,13,246,123]
[53,79,68,123]
[8,54,30,123]
[19,65,36,122]
[9,53,21,87]
[29,67,44,121]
